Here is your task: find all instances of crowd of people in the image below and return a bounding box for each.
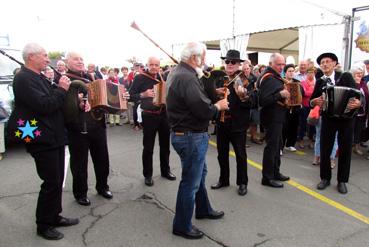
[3,41,369,241]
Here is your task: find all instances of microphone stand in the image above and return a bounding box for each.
[81,93,88,134]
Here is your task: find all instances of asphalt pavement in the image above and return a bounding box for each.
[1,124,369,247]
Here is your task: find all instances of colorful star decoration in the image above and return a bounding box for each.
[14,118,41,143]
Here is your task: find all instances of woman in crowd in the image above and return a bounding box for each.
[351,66,369,155]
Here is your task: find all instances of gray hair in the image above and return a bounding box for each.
[350,65,364,74]
[57,60,65,66]
[180,42,206,62]
[22,43,45,61]
[65,51,80,61]
[269,53,284,64]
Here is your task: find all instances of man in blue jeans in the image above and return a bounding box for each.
[166,42,229,239]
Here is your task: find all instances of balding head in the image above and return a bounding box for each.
[147,56,160,75]
[66,52,85,72]
[270,53,285,74]
[22,43,50,73]
[299,59,308,74]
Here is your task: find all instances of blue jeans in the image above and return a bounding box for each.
[315,117,338,159]
[171,131,213,232]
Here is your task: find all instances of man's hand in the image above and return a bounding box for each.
[58,76,71,91]
[215,98,229,111]
[123,91,130,100]
[347,98,361,110]
[280,88,290,99]
[235,85,248,101]
[78,93,91,112]
[140,89,155,98]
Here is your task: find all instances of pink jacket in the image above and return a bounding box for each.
[301,79,315,107]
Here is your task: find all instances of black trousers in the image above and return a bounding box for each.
[320,116,354,182]
[141,112,170,178]
[31,146,65,230]
[68,128,110,199]
[262,122,283,180]
[282,110,299,147]
[216,124,248,185]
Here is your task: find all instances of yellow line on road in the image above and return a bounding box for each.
[208,140,369,225]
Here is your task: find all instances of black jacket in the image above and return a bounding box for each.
[257,66,287,124]
[166,62,218,132]
[129,71,162,111]
[10,66,67,153]
[310,71,342,103]
[216,72,253,132]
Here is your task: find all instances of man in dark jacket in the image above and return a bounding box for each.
[11,43,79,240]
[258,53,290,188]
[210,49,252,196]
[129,56,176,186]
[65,52,113,206]
[310,52,361,194]
[167,42,228,240]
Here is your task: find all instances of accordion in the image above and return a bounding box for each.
[285,81,302,107]
[153,81,166,106]
[324,85,361,118]
[87,79,127,113]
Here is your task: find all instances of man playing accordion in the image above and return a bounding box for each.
[310,52,361,194]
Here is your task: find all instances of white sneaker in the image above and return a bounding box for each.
[285,146,297,152]
[280,150,283,156]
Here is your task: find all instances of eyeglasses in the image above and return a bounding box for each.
[225,60,237,65]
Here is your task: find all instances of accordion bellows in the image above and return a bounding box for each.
[87,79,127,113]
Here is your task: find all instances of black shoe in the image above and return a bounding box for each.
[210,181,229,190]
[161,171,176,181]
[76,197,91,206]
[98,190,113,199]
[173,227,204,239]
[196,210,224,220]
[337,182,348,194]
[275,173,290,181]
[261,178,284,188]
[238,184,247,196]
[317,179,330,190]
[144,177,154,186]
[37,227,64,240]
[53,216,79,227]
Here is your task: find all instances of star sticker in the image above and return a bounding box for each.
[17,119,25,126]
[34,130,42,137]
[18,121,38,139]
[24,136,32,143]
[15,130,22,138]
[30,118,38,126]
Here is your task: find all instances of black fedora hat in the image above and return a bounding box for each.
[220,49,245,62]
[316,52,338,65]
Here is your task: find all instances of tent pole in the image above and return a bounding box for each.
[343,14,353,70]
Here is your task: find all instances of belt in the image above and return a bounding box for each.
[172,129,207,135]
[142,109,163,115]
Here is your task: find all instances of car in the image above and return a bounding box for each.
[0,47,21,119]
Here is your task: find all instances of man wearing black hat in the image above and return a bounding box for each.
[210,49,254,196]
[257,53,290,188]
[310,52,361,194]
